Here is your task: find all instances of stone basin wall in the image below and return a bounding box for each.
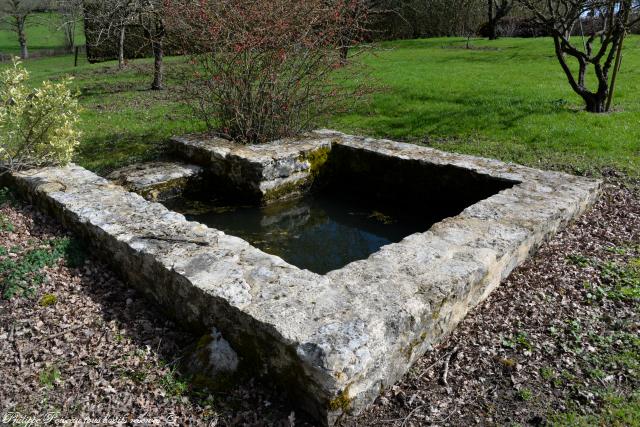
[171,134,333,204]
[2,132,602,425]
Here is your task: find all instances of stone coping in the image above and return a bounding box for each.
[5,131,602,425]
[171,133,334,203]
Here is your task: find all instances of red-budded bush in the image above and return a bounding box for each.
[165,0,368,144]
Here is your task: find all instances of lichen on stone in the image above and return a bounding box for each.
[329,385,352,412]
[301,146,331,178]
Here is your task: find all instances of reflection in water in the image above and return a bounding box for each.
[165,193,437,274]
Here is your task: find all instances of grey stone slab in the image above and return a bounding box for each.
[107,161,203,201]
[5,131,602,425]
[171,134,333,204]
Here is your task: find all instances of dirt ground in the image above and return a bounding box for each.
[1,177,638,426]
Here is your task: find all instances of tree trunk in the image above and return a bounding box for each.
[487,0,498,40]
[488,20,498,40]
[151,38,164,90]
[339,45,348,64]
[17,18,28,59]
[118,26,126,70]
[583,93,607,113]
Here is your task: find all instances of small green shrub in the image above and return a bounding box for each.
[600,261,640,302]
[38,365,61,388]
[566,253,591,268]
[161,369,189,397]
[0,237,73,299]
[0,187,12,205]
[517,388,533,401]
[551,393,640,426]
[0,58,81,173]
[540,367,556,380]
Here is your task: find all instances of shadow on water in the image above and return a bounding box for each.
[165,191,438,274]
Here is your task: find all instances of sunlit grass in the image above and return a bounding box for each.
[2,36,639,176]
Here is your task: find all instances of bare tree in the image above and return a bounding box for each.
[0,0,42,59]
[84,0,136,69]
[485,0,514,39]
[84,0,165,87]
[165,0,369,144]
[52,0,83,52]
[337,0,370,64]
[135,0,164,90]
[518,0,640,113]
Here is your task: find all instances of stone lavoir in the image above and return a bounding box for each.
[4,131,601,425]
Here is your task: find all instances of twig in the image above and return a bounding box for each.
[139,234,212,246]
[88,328,107,351]
[9,324,24,369]
[14,341,24,370]
[439,346,459,388]
[417,352,447,380]
[11,324,24,370]
[401,404,425,427]
[42,324,84,341]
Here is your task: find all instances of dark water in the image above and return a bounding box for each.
[164,193,439,274]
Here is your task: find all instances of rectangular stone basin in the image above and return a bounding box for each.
[164,142,516,274]
[4,131,602,426]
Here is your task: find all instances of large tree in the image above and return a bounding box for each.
[136,0,165,90]
[0,0,42,59]
[518,0,640,113]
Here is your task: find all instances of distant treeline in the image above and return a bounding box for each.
[83,1,640,63]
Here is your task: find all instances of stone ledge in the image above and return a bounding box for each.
[3,132,602,425]
[107,161,203,201]
[171,134,333,204]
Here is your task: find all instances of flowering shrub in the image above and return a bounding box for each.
[0,59,81,173]
[165,0,368,144]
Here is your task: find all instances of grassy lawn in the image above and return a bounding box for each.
[0,12,85,55]
[335,37,640,177]
[2,36,639,176]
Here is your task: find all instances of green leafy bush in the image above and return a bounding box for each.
[0,237,80,299]
[0,58,81,173]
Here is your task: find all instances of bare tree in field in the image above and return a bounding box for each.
[518,0,640,112]
[135,0,165,90]
[485,0,514,39]
[84,0,136,69]
[0,0,42,59]
[52,0,83,52]
[85,0,165,87]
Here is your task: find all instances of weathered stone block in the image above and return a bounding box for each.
[171,134,332,204]
[107,161,203,201]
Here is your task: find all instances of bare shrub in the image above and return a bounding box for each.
[165,0,369,144]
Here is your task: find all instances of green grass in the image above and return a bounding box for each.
[551,393,640,426]
[0,12,85,54]
[334,37,640,176]
[2,36,639,175]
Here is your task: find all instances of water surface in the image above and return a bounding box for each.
[165,193,438,274]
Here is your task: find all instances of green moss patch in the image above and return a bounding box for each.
[39,293,58,307]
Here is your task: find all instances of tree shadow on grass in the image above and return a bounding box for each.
[339,87,570,140]
[75,132,169,175]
